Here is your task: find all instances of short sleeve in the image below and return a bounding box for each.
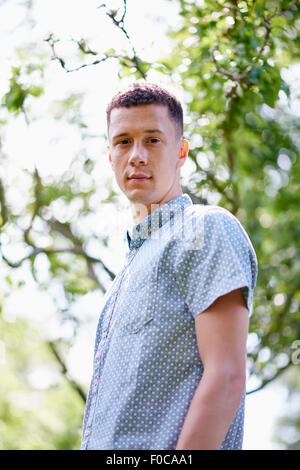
[172,207,258,319]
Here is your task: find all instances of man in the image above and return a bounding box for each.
[81,82,258,450]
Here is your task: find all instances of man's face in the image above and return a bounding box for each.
[108,104,187,212]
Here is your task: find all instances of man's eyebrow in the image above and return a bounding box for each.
[112,129,165,140]
[144,129,164,134]
[112,133,129,140]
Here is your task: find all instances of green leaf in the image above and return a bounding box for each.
[28,85,44,97]
[105,48,116,55]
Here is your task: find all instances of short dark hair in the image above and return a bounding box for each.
[106,82,183,139]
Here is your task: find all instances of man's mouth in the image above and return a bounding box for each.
[128,175,152,181]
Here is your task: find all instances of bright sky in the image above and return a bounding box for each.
[0,0,294,450]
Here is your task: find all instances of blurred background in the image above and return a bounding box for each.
[0,0,299,450]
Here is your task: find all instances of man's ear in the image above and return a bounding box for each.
[178,139,189,164]
[181,139,189,158]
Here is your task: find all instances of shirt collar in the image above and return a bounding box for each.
[126,193,193,252]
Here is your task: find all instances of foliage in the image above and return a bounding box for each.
[0,312,83,450]
[272,367,300,449]
[162,0,300,393]
[3,66,44,113]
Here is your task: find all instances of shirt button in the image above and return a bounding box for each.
[132,249,136,254]
[102,331,108,338]
[85,430,91,437]
[94,378,98,386]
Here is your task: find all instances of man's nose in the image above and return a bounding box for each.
[128,142,147,164]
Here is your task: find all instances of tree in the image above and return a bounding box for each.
[0,0,299,449]
[272,366,300,449]
[161,0,300,395]
[0,301,83,449]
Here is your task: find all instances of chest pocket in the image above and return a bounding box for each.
[117,264,157,334]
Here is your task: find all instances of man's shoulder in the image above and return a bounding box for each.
[163,204,231,253]
[184,203,237,225]
[173,202,254,251]
[184,203,256,258]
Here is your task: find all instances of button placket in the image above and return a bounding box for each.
[83,250,139,448]
[101,250,138,339]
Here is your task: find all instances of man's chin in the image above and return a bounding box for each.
[126,187,153,202]
[126,189,157,211]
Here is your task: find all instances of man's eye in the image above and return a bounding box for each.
[118,139,130,145]
[148,138,160,143]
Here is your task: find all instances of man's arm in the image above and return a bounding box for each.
[175,288,249,450]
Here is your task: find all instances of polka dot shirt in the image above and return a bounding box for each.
[81,194,258,450]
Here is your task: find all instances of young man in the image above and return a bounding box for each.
[81,83,258,450]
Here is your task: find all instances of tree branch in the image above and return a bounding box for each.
[44,1,149,79]
[72,38,98,56]
[181,185,208,205]
[239,14,273,82]
[44,33,122,73]
[1,245,114,292]
[246,360,293,395]
[48,340,87,403]
[104,0,137,57]
[187,150,240,211]
[209,8,277,91]
[47,218,116,281]
[0,178,8,229]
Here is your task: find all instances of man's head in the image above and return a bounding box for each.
[106,83,189,222]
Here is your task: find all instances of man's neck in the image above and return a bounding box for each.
[130,190,183,225]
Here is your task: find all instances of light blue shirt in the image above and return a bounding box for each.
[81,194,258,450]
